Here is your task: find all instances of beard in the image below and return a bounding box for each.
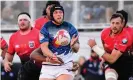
[53,17,64,25]
[91,56,99,60]
[19,25,30,31]
[19,23,30,31]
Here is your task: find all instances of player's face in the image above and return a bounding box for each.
[110,17,123,34]
[53,10,63,24]
[46,5,53,17]
[91,52,98,60]
[18,18,30,30]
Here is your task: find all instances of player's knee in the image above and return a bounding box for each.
[105,69,118,80]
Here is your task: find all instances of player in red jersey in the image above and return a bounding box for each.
[34,1,60,30]
[116,10,133,79]
[0,37,8,61]
[3,12,40,80]
[88,13,133,80]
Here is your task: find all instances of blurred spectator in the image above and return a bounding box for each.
[124,1,133,23]
[1,7,14,24]
[78,56,86,66]
[80,5,92,23]
[73,56,86,80]
[79,1,118,23]
[60,1,73,22]
[1,1,29,25]
[80,50,105,80]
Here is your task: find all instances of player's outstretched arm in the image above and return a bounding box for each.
[70,34,80,53]
[102,49,122,64]
[88,39,122,64]
[30,48,47,63]
[41,42,63,64]
[1,44,8,59]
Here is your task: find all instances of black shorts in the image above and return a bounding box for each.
[17,60,41,80]
[103,62,133,80]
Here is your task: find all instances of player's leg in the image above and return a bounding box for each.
[17,66,27,80]
[56,62,74,80]
[56,74,73,80]
[105,68,118,80]
[39,65,56,80]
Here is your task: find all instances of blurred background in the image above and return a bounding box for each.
[1,0,133,60]
[1,0,133,80]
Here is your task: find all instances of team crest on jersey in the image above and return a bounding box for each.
[122,38,128,44]
[29,41,35,48]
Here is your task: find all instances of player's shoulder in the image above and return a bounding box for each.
[43,21,52,28]
[101,27,110,34]
[32,27,39,33]
[10,31,20,39]
[63,21,76,30]
[35,16,45,22]
[100,27,111,39]
[123,27,133,38]
[124,26,133,33]
[63,21,72,26]
[40,21,52,32]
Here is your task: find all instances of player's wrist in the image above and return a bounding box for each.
[92,45,105,57]
[50,54,57,60]
[71,42,78,49]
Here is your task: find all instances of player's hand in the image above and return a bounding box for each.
[3,61,12,72]
[100,59,105,69]
[70,34,78,47]
[88,39,96,48]
[71,62,79,72]
[51,55,64,64]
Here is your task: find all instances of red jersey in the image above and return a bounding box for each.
[0,37,7,50]
[34,16,49,30]
[8,28,40,64]
[101,27,133,53]
[101,27,133,79]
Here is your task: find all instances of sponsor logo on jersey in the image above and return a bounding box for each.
[15,45,20,48]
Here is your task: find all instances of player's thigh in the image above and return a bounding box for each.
[17,67,27,80]
[39,78,54,80]
[56,74,73,80]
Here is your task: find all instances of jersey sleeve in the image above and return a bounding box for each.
[68,23,79,43]
[68,23,78,38]
[8,35,15,55]
[115,40,128,53]
[115,29,133,53]
[0,37,7,50]
[33,28,41,48]
[39,24,49,43]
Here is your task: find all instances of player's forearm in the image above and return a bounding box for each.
[4,53,14,62]
[92,45,118,64]
[102,53,116,64]
[30,48,47,62]
[41,44,54,58]
[1,47,8,59]
[71,42,80,53]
